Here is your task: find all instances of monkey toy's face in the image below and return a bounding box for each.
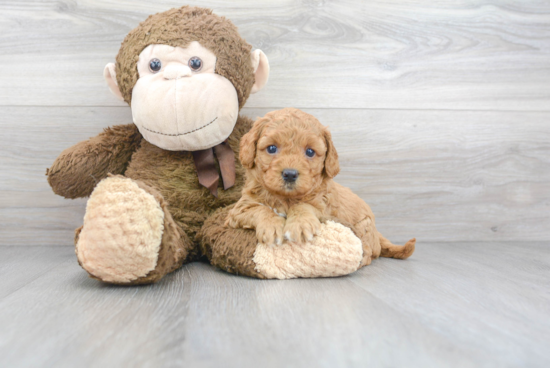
[131,41,238,151]
[105,39,269,152]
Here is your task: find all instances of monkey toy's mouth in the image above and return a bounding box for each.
[131,70,239,152]
[141,117,218,137]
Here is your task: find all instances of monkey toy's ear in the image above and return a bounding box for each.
[103,63,125,101]
[250,50,269,94]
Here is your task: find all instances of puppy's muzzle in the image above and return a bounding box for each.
[282,168,299,183]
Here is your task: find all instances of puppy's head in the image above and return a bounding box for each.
[240,108,339,197]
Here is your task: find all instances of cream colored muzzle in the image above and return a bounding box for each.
[131,71,239,151]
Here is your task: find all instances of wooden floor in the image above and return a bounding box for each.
[0,242,549,367]
[1,1,550,367]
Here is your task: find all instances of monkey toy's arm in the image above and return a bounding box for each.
[46,124,142,199]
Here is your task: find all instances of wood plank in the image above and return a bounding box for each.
[350,241,550,367]
[0,246,72,300]
[1,106,549,246]
[0,243,548,367]
[0,0,549,110]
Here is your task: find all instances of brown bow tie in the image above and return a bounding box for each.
[192,141,236,197]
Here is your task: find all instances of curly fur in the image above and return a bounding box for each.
[227,108,416,262]
[46,124,142,199]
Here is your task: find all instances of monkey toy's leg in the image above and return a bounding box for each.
[74,175,192,285]
[198,206,366,279]
[197,206,267,278]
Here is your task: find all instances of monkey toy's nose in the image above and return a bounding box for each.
[163,64,192,80]
[282,169,299,183]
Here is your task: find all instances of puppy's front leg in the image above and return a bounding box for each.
[226,198,286,246]
[284,203,322,243]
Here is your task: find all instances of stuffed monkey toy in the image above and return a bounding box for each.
[47,6,390,283]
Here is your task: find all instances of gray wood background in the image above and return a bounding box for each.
[0,0,549,245]
[2,2,550,368]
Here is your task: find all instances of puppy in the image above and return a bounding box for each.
[226,108,415,265]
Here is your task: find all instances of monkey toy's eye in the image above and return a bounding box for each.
[149,58,162,73]
[305,148,315,157]
[188,57,203,71]
[267,145,278,154]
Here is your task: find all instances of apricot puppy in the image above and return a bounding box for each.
[226,108,415,264]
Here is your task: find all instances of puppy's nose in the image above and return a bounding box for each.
[282,169,299,183]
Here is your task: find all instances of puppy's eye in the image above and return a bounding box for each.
[267,145,278,154]
[305,148,315,157]
[188,57,203,71]
[149,58,162,73]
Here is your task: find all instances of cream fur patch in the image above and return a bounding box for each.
[76,176,164,283]
[253,221,363,279]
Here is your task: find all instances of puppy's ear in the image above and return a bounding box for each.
[323,128,340,178]
[240,118,267,169]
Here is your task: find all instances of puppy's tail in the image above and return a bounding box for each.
[378,233,416,259]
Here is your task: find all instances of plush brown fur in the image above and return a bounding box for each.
[47,6,263,284]
[47,124,142,199]
[116,6,255,109]
[227,108,416,264]
[198,205,266,279]
[123,116,251,245]
[50,114,253,273]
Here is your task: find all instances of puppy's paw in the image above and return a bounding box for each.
[283,216,321,243]
[224,213,239,228]
[256,216,286,246]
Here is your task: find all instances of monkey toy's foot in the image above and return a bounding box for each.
[253,220,364,279]
[75,175,188,284]
[199,206,364,280]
